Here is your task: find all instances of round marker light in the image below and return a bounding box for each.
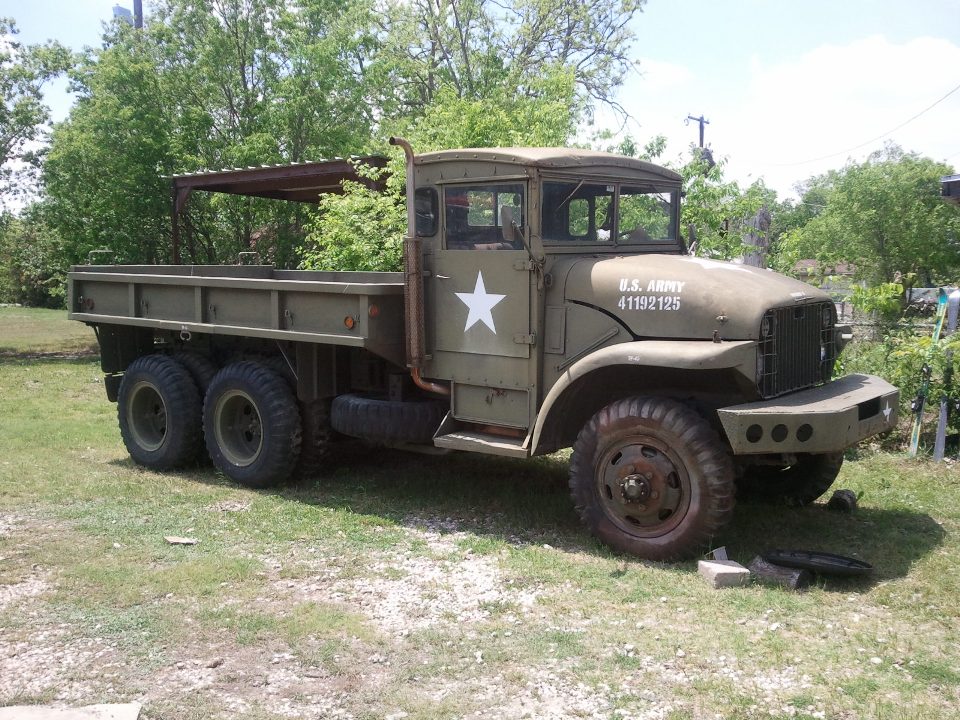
[368,304,380,318]
[344,316,356,330]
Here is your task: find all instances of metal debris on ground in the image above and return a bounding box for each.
[827,489,859,513]
[762,549,873,577]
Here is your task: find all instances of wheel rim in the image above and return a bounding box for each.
[214,389,263,467]
[596,434,691,538]
[127,380,167,452]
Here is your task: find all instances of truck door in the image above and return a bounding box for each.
[426,182,535,430]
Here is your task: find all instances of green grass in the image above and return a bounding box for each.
[2,308,960,719]
[0,305,98,355]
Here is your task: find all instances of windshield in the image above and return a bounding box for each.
[542,180,678,247]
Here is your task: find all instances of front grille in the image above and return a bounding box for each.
[757,302,836,398]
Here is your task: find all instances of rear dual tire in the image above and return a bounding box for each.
[118,355,306,488]
[203,361,302,489]
[117,354,204,470]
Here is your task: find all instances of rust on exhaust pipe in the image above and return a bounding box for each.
[390,136,451,397]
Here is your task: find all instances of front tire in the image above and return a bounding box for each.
[204,362,302,488]
[737,452,844,506]
[569,397,735,561]
[118,354,203,470]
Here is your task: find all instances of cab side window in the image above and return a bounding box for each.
[445,183,525,250]
[415,187,438,236]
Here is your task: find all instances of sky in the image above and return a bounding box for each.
[4,0,960,201]
[598,0,960,198]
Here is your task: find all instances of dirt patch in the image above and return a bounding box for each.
[272,522,541,636]
[0,574,49,612]
[0,350,98,361]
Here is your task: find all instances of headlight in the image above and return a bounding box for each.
[821,304,833,328]
[761,314,775,337]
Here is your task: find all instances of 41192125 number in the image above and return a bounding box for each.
[617,295,681,311]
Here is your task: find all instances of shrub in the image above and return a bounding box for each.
[298,162,405,273]
[840,327,960,446]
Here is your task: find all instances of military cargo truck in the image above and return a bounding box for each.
[68,138,899,560]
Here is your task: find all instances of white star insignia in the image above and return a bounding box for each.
[455,271,506,334]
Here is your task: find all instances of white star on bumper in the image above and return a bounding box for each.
[455,271,506,333]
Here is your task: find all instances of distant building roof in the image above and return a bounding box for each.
[942,174,960,205]
[792,260,855,277]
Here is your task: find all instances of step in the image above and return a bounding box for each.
[433,430,529,458]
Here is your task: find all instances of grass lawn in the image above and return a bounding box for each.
[0,305,98,356]
[1,307,958,719]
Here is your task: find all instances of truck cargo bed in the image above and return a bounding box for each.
[67,265,406,365]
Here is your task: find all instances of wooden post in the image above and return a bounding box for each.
[748,556,812,590]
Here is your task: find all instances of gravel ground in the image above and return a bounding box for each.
[0,512,849,719]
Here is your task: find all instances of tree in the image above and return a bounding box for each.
[43,27,174,265]
[42,1,376,267]
[42,0,647,270]
[368,0,642,122]
[0,18,71,205]
[299,0,646,272]
[299,75,579,272]
[677,148,776,259]
[777,145,960,287]
[0,208,67,307]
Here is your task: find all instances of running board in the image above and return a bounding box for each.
[432,413,530,458]
[433,431,529,458]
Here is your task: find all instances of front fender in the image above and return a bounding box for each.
[531,339,757,453]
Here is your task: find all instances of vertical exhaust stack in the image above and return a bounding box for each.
[389,136,449,397]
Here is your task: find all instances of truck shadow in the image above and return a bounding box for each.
[722,501,945,589]
[232,443,944,586]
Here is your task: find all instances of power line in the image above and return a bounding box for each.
[771,79,960,167]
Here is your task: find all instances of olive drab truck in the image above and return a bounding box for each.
[68,139,899,560]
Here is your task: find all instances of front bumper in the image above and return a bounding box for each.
[718,374,899,455]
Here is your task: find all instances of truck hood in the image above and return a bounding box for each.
[561,254,830,340]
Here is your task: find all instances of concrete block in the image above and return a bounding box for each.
[0,704,142,720]
[698,559,751,588]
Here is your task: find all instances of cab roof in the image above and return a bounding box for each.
[416,147,682,182]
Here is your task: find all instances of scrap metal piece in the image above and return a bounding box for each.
[762,549,872,577]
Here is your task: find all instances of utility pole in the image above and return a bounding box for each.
[686,114,710,148]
